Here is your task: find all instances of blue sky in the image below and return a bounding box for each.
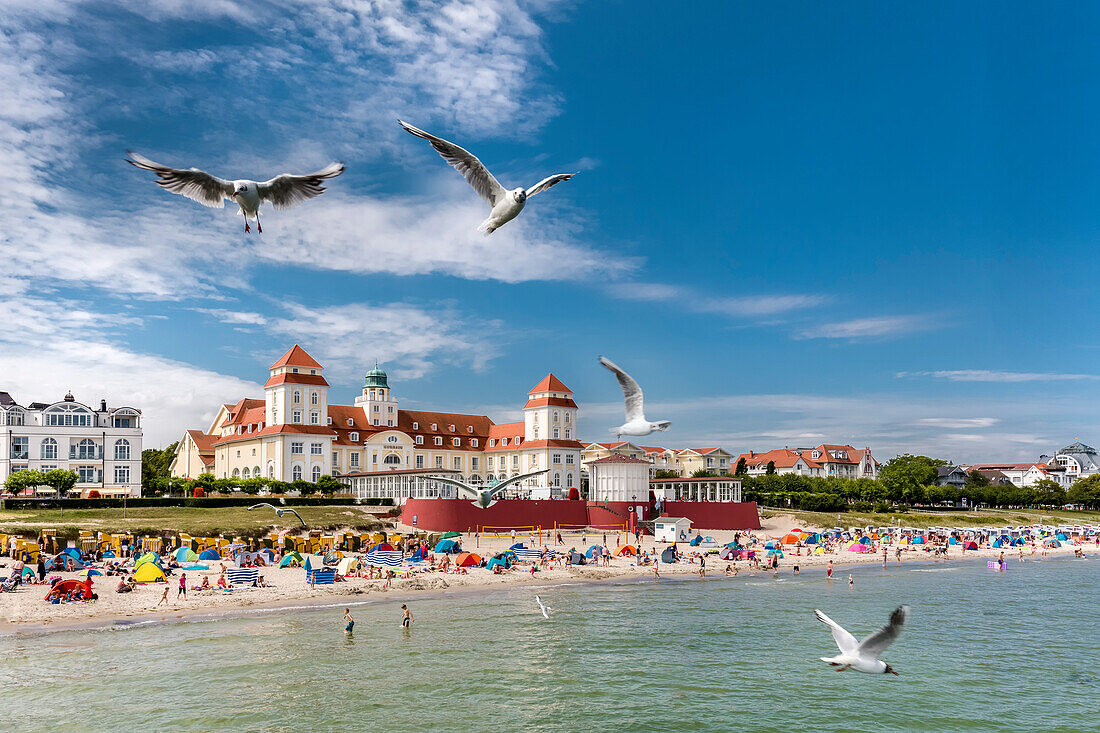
[4,1,1100,461]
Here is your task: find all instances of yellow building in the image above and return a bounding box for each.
[170,346,583,493]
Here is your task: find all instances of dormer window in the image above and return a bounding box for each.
[471,439,478,447]
[416,436,423,445]
[347,418,354,426]
[310,369,316,375]
[431,423,437,431]
[327,416,332,425]
[467,426,473,433]
[292,368,299,373]
[434,437,442,446]
[350,432,359,442]
[452,438,460,447]
[449,424,455,432]
[489,439,496,447]
[412,422,419,430]
[501,438,508,446]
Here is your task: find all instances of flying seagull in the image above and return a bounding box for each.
[535,595,550,619]
[248,502,307,528]
[397,120,575,234]
[427,469,551,509]
[126,151,345,233]
[815,606,909,675]
[599,356,671,438]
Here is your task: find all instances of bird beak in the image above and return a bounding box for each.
[889,669,900,676]
[230,191,237,198]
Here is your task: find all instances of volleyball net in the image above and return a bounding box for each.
[475,525,542,547]
[552,522,628,534]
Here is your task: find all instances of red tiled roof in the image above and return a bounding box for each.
[200,455,215,466]
[264,373,330,388]
[528,374,572,394]
[736,449,810,469]
[213,424,335,446]
[518,439,583,449]
[187,430,217,452]
[523,396,578,409]
[269,345,322,370]
[489,422,525,438]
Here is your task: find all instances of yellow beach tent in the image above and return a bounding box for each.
[133,563,167,583]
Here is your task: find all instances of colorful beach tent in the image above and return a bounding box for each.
[410,548,426,562]
[77,568,103,577]
[258,548,276,560]
[45,579,84,599]
[134,552,162,570]
[585,545,605,558]
[1012,537,1027,546]
[509,542,525,550]
[323,552,344,564]
[781,533,800,545]
[764,541,778,549]
[963,541,978,550]
[719,547,737,560]
[847,543,871,553]
[62,547,82,560]
[369,543,396,552]
[689,535,702,546]
[172,547,199,563]
[337,557,360,576]
[198,548,221,561]
[434,539,459,553]
[614,545,637,556]
[660,547,677,563]
[20,565,37,578]
[454,552,481,567]
[911,536,925,545]
[486,556,509,571]
[133,563,166,583]
[278,551,303,568]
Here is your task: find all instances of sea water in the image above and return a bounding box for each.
[2,556,1097,732]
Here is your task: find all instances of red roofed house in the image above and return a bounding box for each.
[737,444,879,479]
[169,345,583,501]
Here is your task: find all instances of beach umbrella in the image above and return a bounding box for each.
[77,568,103,577]
[790,528,802,533]
[440,531,461,540]
[304,555,313,573]
[509,542,525,550]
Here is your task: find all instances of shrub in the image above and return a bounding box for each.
[193,487,205,498]
[87,490,101,499]
[567,487,580,500]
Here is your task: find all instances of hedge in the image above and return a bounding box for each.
[0,496,393,510]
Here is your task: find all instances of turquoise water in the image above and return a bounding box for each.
[2,556,1098,732]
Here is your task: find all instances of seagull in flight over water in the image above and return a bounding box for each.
[397,120,576,234]
[126,151,345,233]
[599,356,671,438]
[815,606,909,675]
[248,503,307,528]
[535,595,550,619]
[429,469,550,509]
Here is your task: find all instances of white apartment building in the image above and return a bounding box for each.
[0,391,143,497]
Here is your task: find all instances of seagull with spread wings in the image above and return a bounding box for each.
[398,120,575,234]
[815,606,909,675]
[126,151,345,233]
[428,469,550,508]
[599,356,671,438]
[248,502,307,528]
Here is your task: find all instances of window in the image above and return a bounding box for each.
[373,405,379,412]
[293,410,302,424]
[77,466,97,484]
[291,442,304,455]
[453,456,462,470]
[332,451,339,466]
[310,411,320,425]
[706,458,714,467]
[346,418,354,426]
[552,454,562,464]
[312,466,321,482]
[11,436,29,460]
[350,453,359,468]
[471,439,478,447]
[566,454,575,464]
[6,409,24,426]
[431,423,437,431]
[449,424,455,432]
[501,438,508,446]
[293,391,301,404]
[467,425,473,433]
[565,412,570,424]
[530,454,538,467]
[311,392,318,405]
[566,472,573,486]
[292,465,302,481]
[415,455,424,469]
[373,419,379,426]
[512,456,519,468]
[387,435,398,443]
[388,406,394,413]
[415,436,424,445]
[46,405,92,426]
[268,464,275,478]
[435,456,443,468]
[553,428,559,439]
[114,439,131,461]
[252,448,257,456]
[384,454,400,465]
[488,457,494,468]
[387,419,393,427]
[327,416,333,425]
[75,438,96,460]
[553,472,561,487]
[489,439,496,447]
[553,411,559,423]
[452,438,460,447]
[434,437,442,446]
[41,438,57,460]
[350,432,359,442]
[113,415,134,428]
[373,453,378,464]
[564,428,571,440]
[412,422,419,430]
[532,426,539,440]
[471,457,480,471]
[310,443,323,455]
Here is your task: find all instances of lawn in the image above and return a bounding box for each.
[761,506,1100,531]
[0,505,391,540]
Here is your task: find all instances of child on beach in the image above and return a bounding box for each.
[826,560,833,578]
[344,608,354,635]
[178,573,187,599]
[401,604,413,628]
[158,586,169,606]
[848,574,854,588]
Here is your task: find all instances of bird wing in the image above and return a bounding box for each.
[814,609,859,655]
[398,120,506,207]
[248,503,276,512]
[487,469,550,498]
[428,476,479,500]
[857,606,909,659]
[526,173,575,197]
[126,151,233,208]
[257,162,345,210]
[599,356,645,422]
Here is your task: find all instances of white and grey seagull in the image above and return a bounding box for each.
[535,595,550,619]
[248,502,307,528]
[397,120,575,234]
[126,151,345,233]
[428,469,550,509]
[599,356,671,438]
[815,605,909,675]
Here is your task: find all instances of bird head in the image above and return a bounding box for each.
[231,182,249,198]
[652,421,672,432]
[884,664,899,676]
[512,188,527,203]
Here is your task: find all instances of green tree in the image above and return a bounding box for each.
[654,470,679,479]
[965,470,990,489]
[1068,474,1100,509]
[42,469,78,498]
[315,474,343,497]
[141,442,178,494]
[4,469,46,494]
[293,480,316,496]
[765,461,776,475]
[734,457,747,475]
[690,469,715,478]
[1031,478,1066,507]
[879,454,944,501]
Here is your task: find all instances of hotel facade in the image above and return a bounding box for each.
[0,391,143,497]
[170,346,584,498]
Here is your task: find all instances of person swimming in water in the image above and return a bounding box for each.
[344,608,354,635]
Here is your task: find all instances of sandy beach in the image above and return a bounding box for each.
[1,515,1091,635]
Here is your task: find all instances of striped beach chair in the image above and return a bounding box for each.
[225,568,259,587]
[365,550,403,568]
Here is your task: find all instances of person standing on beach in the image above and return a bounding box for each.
[344,608,354,635]
[511,529,516,544]
[653,558,660,579]
[177,572,187,599]
[699,555,705,577]
[37,554,46,582]
[401,604,413,628]
[158,586,169,606]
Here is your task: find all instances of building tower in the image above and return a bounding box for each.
[264,345,329,427]
[354,365,399,427]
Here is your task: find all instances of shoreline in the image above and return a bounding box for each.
[2,540,1089,638]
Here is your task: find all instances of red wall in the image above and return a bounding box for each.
[401,498,761,532]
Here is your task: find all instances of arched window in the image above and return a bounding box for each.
[293,390,301,404]
[253,466,260,478]
[311,465,321,482]
[242,467,250,479]
[292,465,303,481]
[6,409,25,426]
[310,392,318,405]
[268,463,275,478]
[566,472,573,487]
[553,472,561,487]
[77,438,97,459]
[41,438,57,460]
[232,468,240,478]
[383,454,400,465]
[114,439,130,461]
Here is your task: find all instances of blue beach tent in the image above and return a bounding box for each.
[434,539,459,553]
[689,535,702,546]
[585,545,604,558]
[509,542,525,550]
[198,548,221,561]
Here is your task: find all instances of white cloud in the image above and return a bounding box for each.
[914,417,999,429]
[898,369,1100,383]
[606,282,830,318]
[798,315,936,340]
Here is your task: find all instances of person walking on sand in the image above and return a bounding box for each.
[344,608,355,635]
[177,573,187,599]
[401,604,413,628]
[653,559,660,579]
[158,586,169,606]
